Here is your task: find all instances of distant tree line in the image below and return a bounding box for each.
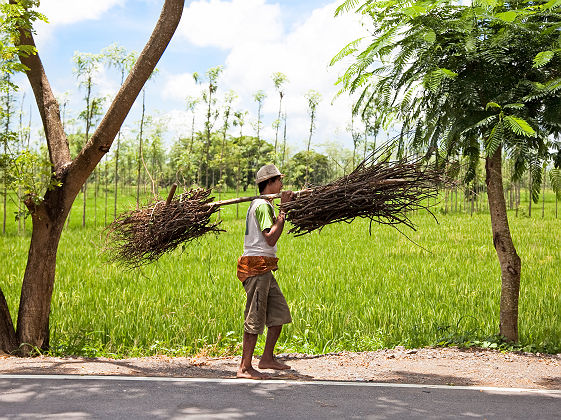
[1,40,560,236]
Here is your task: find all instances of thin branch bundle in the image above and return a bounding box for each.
[282,156,442,236]
[105,188,223,268]
[105,155,443,268]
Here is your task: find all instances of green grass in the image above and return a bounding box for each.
[0,187,560,357]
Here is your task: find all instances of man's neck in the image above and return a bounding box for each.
[262,187,277,196]
[262,190,276,203]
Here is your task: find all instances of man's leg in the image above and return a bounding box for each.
[258,325,290,370]
[238,274,270,379]
[237,331,270,379]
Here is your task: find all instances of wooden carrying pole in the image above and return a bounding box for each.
[210,189,308,207]
[208,178,407,208]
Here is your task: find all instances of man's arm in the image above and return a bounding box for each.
[262,191,294,246]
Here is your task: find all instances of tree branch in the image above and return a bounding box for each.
[68,0,184,194]
[11,1,71,174]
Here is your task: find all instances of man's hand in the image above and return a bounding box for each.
[262,190,294,247]
[280,190,295,204]
[279,190,294,220]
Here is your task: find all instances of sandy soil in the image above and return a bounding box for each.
[2,347,561,390]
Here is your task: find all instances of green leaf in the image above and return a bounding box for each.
[530,162,543,204]
[330,38,364,66]
[474,0,500,9]
[503,115,536,137]
[533,51,555,68]
[334,0,362,16]
[541,0,561,10]
[461,115,498,137]
[485,122,503,157]
[550,168,561,199]
[403,5,427,18]
[423,68,457,93]
[423,30,436,43]
[485,102,501,110]
[465,37,476,52]
[495,10,518,22]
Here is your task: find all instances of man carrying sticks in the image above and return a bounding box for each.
[236,164,295,379]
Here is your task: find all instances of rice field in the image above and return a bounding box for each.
[0,188,559,357]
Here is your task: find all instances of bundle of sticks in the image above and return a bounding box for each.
[282,157,441,236]
[105,155,443,268]
[105,188,224,268]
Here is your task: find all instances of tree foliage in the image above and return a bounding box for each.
[333,0,561,191]
[0,0,45,89]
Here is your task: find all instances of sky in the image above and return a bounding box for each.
[18,0,371,153]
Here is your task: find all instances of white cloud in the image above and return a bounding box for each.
[165,1,368,151]
[178,0,283,49]
[34,0,125,46]
[162,72,203,102]
[38,0,125,26]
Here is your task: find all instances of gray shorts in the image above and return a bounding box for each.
[242,271,292,335]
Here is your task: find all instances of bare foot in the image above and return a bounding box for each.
[237,366,271,380]
[258,358,291,370]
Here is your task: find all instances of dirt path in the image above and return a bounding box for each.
[2,347,560,390]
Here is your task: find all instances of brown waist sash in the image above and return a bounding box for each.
[236,256,279,282]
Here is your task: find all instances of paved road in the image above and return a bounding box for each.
[1,375,560,419]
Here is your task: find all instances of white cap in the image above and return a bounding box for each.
[256,164,284,184]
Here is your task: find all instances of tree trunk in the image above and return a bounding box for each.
[282,112,287,169]
[515,181,519,217]
[305,110,315,186]
[82,181,87,227]
[204,87,213,188]
[453,188,456,212]
[94,168,98,226]
[485,147,521,343]
[0,288,17,353]
[136,88,146,209]
[0,0,184,355]
[16,190,68,354]
[113,133,120,220]
[188,112,195,186]
[542,166,546,219]
[2,141,6,235]
[528,170,532,217]
[104,158,108,226]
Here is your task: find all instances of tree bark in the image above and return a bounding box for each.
[528,170,532,217]
[485,147,521,343]
[0,0,184,355]
[0,288,17,353]
[542,166,546,218]
[16,191,68,354]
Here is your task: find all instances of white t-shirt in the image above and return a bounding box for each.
[242,199,277,257]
